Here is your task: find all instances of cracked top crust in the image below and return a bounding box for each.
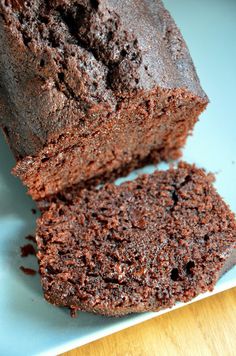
[0,0,207,157]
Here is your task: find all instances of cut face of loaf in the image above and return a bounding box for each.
[0,1,208,199]
[36,163,236,316]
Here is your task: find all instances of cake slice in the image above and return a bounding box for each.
[36,163,236,316]
[0,0,208,200]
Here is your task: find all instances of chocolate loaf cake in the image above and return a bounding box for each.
[36,163,236,316]
[0,1,208,200]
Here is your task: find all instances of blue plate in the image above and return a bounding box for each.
[0,1,235,355]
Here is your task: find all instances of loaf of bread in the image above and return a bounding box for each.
[0,0,208,200]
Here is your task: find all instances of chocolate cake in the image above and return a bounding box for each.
[0,0,208,200]
[36,163,236,316]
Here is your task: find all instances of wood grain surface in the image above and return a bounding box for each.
[61,288,236,356]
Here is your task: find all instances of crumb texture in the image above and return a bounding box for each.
[36,163,236,316]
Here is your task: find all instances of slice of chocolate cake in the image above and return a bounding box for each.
[36,163,236,316]
[0,1,208,200]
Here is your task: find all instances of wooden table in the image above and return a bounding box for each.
[61,288,236,356]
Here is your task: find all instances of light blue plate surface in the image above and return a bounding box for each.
[0,1,236,355]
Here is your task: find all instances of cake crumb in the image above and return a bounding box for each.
[21,243,36,257]
[70,308,79,318]
[20,266,37,276]
[25,234,36,243]
[31,208,37,214]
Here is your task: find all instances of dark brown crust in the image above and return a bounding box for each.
[36,163,236,316]
[0,0,208,199]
